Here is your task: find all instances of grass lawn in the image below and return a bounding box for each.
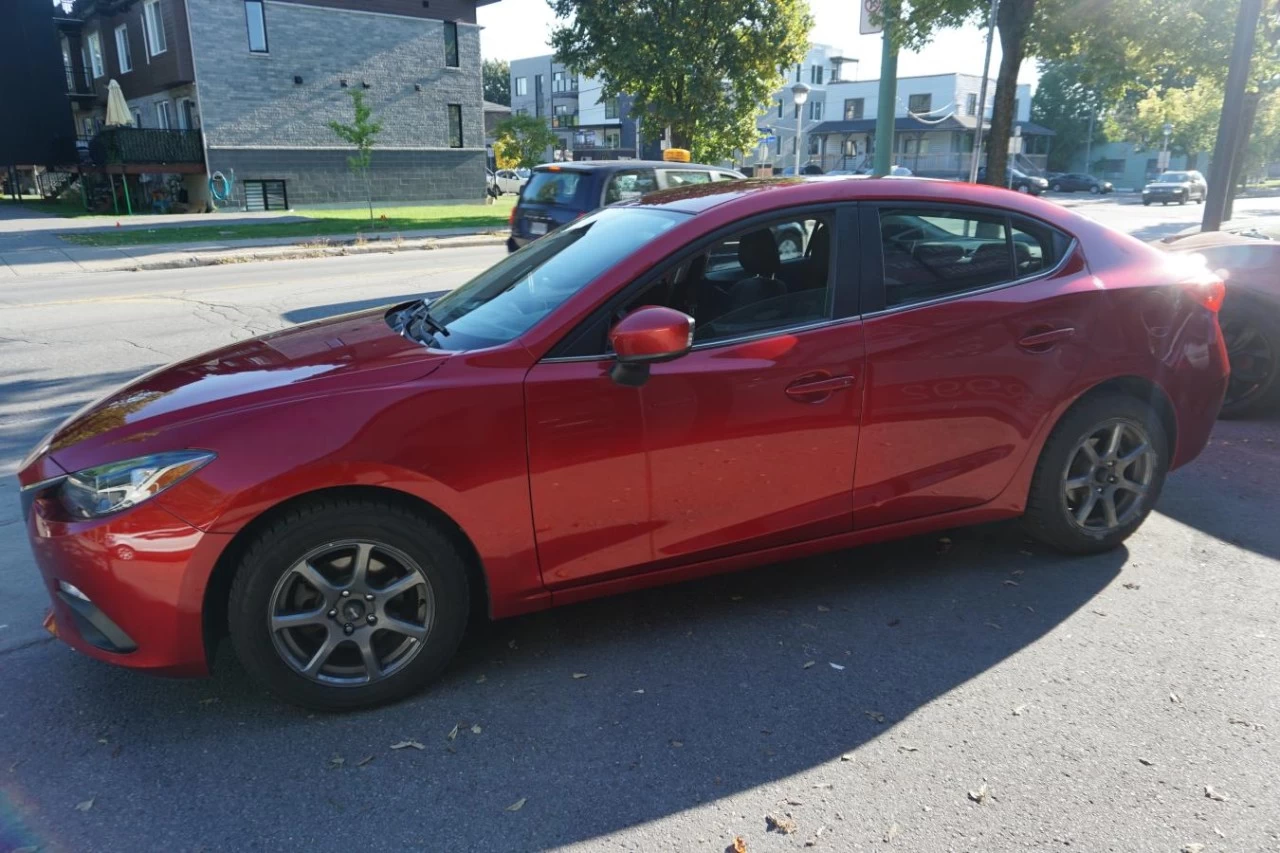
[57,197,516,247]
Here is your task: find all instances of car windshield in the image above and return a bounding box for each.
[522,170,583,205]
[1157,172,1191,182]
[421,207,686,351]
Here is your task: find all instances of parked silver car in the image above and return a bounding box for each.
[1142,170,1208,205]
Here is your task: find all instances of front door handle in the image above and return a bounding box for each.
[1018,326,1076,352]
[785,373,856,402]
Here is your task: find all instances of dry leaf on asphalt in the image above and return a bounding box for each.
[572,672,589,679]
[74,798,95,812]
[1170,692,1183,704]
[327,755,345,769]
[356,755,375,767]
[447,725,460,742]
[730,836,747,853]
[471,724,482,735]
[967,784,989,804]
[633,689,645,694]
[505,797,527,812]
[1204,785,1228,802]
[1002,580,1019,587]
[1138,758,1155,767]
[885,822,901,842]
[840,751,856,761]
[829,662,845,671]
[391,740,425,751]
[1123,582,1141,590]
[898,745,919,753]
[670,740,684,748]
[766,814,797,834]
[1012,704,1028,716]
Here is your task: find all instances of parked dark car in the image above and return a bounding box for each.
[977,166,1049,195]
[1161,230,1280,417]
[1049,173,1114,194]
[508,160,745,251]
[1142,170,1208,205]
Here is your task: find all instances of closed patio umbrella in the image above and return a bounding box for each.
[105,79,132,126]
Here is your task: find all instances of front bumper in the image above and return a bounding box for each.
[1144,189,1188,201]
[22,480,231,677]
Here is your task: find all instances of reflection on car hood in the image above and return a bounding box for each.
[45,306,445,459]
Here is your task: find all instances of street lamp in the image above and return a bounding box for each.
[791,82,810,176]
[1161,122,1174,171]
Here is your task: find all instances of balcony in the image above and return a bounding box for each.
[65,63,95,99]
[88,128,203,166]
[551,113,578,128]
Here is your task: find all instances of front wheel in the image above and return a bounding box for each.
[227,499,472,710]
[1052,183,1063,192]
[1178,192,1188,205]
[1089,184,1100,194]
[1023,394,1168,554]
[1017,184,1030,193]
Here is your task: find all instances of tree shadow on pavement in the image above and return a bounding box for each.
[1,524,1125,851]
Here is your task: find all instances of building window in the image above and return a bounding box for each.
[552,70,565,92]
[776,98,783,118]
[604,128,620,148]
[843,98,863,120]
[605,97,619,120]
[114,24,132,73]
[244,1,268,53]
[133,109,143,128]
[515,107,527,116]
[966,93,978,116]
[155,100,172,129]
[443,21,459,68]
[810,101,822,120]
[143,0,167,57]
[243,179,288,211]
[794,64,801,83]
[515,76,527,96]
[87,31,104,78]
[448,104,463,147]
[810,65,823,85]
[534,74,543,115]
[908,93,932,115]
[181,98,197,129]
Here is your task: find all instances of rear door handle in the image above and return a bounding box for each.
[1018,327,1075,351]
[785,373,856,402]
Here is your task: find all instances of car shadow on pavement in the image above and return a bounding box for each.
[280,292,448,325]
[1,524,1125,851]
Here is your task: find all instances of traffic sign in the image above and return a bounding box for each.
[860,0,883,35]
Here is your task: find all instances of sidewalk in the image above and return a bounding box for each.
[0,204,507,277]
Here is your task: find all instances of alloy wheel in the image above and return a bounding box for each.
[1221,316,1277,409]
[1061,420,1157,531]
[267,539,435,686]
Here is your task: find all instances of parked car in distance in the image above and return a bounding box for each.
[1160,229,1280,417]
[1049,173,1114,194]
[977,166,1049,195]
[1142,170,1208,205]
[492,169,526,195]
[508,160,745,251]
[20,178,1229,710]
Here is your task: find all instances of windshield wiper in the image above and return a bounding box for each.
[398,299,450,347]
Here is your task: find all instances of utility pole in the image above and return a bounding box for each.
[872,7,898,177]
[968,0,999,183]
[792,82,811,175]
[1083,92,1097,174]
[1203,0,1262,232]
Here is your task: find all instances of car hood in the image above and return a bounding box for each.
[38,305,447,469]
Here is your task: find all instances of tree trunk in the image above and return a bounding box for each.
[983,0,1036,186]
[1224,91,1261,221]
[365,166,374,224]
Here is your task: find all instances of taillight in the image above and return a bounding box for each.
[1186,277,1226,313]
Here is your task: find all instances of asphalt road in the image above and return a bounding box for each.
[1,197,1278,853]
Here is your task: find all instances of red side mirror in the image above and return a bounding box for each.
[608,306,694,386]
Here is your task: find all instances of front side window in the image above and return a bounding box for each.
[443,21,459,67]
[844,98,863,120]
[908,93,931,114]
[425,207,686,351]
[114,25,131,73]
[244,1,268,52]
[447,104,462,147]
[87,32,104,78]
[878,207,1061,309]
[143,0,167,56]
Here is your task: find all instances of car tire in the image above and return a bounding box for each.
[1017,185,1030,193]
[1219,292,1280,418]
[1022,393,1169,555]
[1178,192,1188,205]
[1052,182,1063,192]
[1143,199,1151,206]
[1089,185,1100,194]
[227,497,471,710]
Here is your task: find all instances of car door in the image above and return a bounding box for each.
[853,203,1097,528]
[524,207,865,587]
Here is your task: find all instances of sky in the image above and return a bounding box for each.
[476,0,1040,88]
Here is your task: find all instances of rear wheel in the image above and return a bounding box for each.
[228,499,471,710]
[1219,296,1280,418]
[1023,394,1168,554]
[1178,191,1188,205]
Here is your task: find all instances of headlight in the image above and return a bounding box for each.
[59,451,215,519]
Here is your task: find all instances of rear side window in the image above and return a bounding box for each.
[878,207,1064,309]
[663,169,712,187]
[603,168,658,203]
[524,171,582,206]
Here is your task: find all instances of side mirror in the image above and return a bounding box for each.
[608,305,694,387]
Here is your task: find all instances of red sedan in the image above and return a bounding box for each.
[19,178,1229,709]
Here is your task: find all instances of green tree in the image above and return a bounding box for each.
[483,58,510,106]
[1105,80,1223,169]
[327,89,382,223]
[493,114,558,169]
[549,0,812,163]
[1031,60,1105,171]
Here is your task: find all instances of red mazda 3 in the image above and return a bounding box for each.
[19,178,1228,709]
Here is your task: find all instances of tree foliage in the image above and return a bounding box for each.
[1105,80,1223,161]
[327,89,382,223]
[483,58,511,106]
[549,0,813,163]
[493,114,558,169]
[1032,60,1104,171]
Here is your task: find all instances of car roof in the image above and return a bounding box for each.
[533,160,737,174]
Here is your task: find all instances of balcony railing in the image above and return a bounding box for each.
[551,113,579,128]
[65,63,94,97]
[88,127,204,165]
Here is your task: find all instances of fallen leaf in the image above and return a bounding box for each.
[505,797,527,812]
[1204,785,1228,802]
[328,755,345,769]
[898,745,919,753]
[786,798,804,806]
[1170,692,1183,704]
[633,689,645,694]
[75,798,95,812]
[475,674,487,683]
[1011,568,1025,576]
[670,740,684,748]
[817,605,831,612]
[390,740,425,751]
[97,737,109,745]
[1012,704,1028,716]
[840,751,856,761]
[447,725,460,741]
[1002,580,1019,587]
[1123,582,1140,590]
[572,672,589,679]
[1214,827,1225,838]
[802,660,817,669]
[470,724,482,735]
[1091,610,1107,617]
[1138,758,1155,767]
[885,822,901,842]
[766,814,797,834]
[731,836,748,853]
[356,755,375,767]
[967,784,988,804]
[864,711,885,723]
[829,662,845,671]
